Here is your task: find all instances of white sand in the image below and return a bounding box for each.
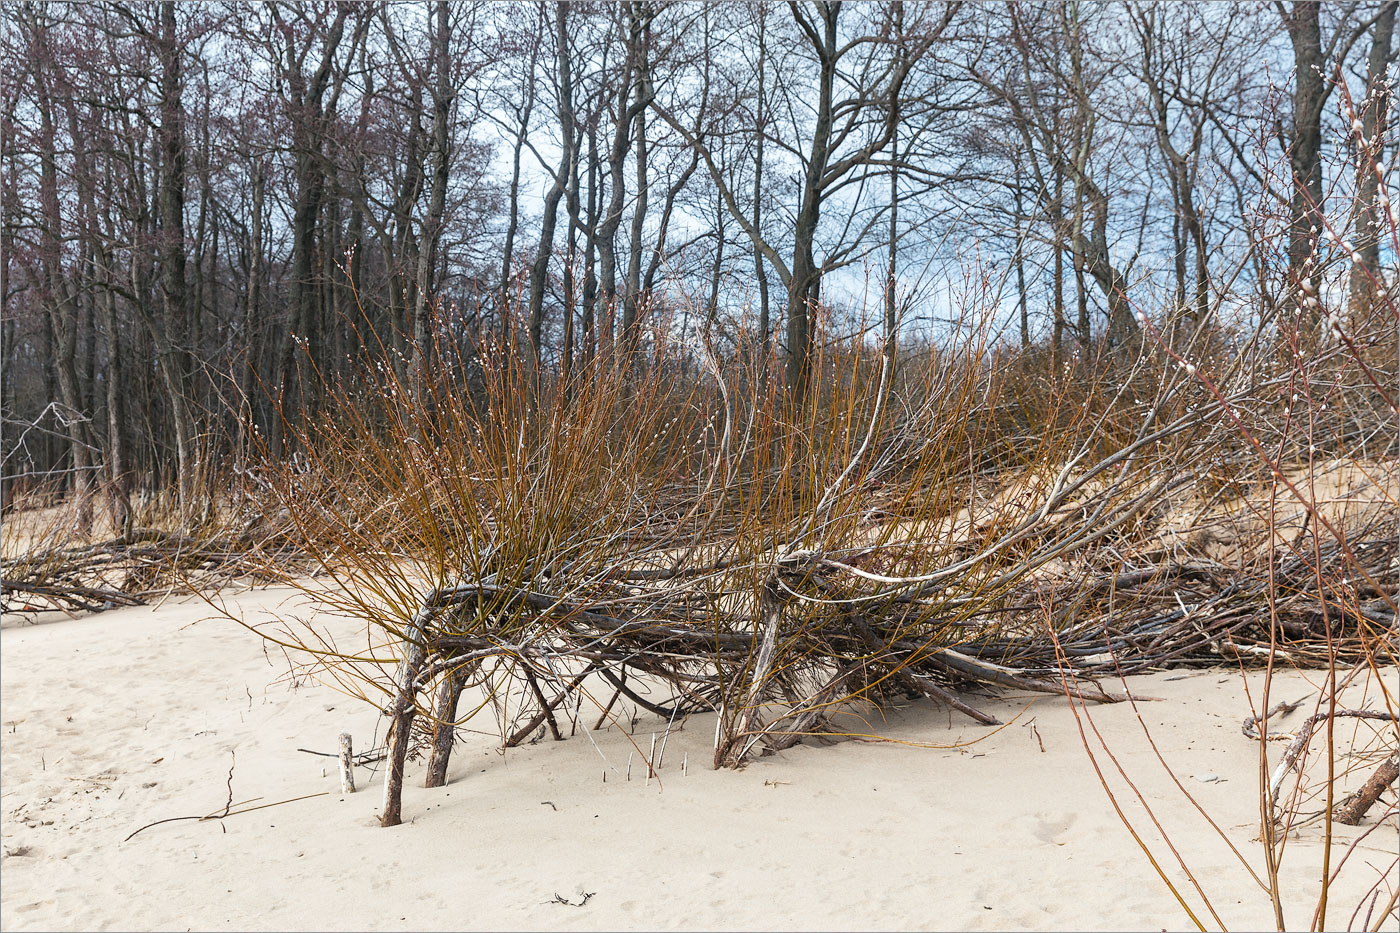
[2,587,1395,931]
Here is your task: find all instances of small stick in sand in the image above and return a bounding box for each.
[1242,695,1310,740]
[338,733,355,794]
[656,702,679,772]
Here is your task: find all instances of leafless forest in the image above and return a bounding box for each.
[1,2,1397,899]
[2,1,1393,507]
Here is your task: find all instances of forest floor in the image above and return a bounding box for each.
[2,583,1395,932]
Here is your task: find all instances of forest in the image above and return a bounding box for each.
[3,1,1393,511]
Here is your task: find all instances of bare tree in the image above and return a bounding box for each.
[3,0,1390,504]
[656,2,954,394]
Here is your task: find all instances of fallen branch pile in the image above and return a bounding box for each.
[371,571,1129,826]
[1,523,301,615]
[369,512,1397,826]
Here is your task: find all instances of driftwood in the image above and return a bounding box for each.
[759,666,857,753]
[1242,697,1311,740]
[507,664,603,747]
[0,577,143,613]
[1,521,305,617]
[362,525,1398,828]
[1268,710,1400,803]
[370,573,1148,827]
[1335,755,1399,825]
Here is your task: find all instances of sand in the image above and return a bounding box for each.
[2,586,1396,932]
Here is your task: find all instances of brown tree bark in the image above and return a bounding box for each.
[1348,1,1396,316]
[238,159,265,456]
[526,3,576,369]
[1282,1,1327,324]
[155,1,201,514]
[411,1,453,413]
[266,4,357,456]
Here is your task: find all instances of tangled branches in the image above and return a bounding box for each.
[2,501,303,616]
[192,294,1396,827]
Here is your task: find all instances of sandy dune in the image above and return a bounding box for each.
[2,586,1395,931]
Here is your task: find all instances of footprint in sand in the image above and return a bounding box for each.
[1031,811,1078,845]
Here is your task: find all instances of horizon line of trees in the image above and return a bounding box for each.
[2,0,1396,520]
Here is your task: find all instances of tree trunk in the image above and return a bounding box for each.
[500,85,534,344]
[623,40,649,363]
[752,8,771,367]
[98,274,130,536]
[600,2,650,364]
[526,3,576,369]
[239,160,265,455]
[886,113,900,366]
[1284,1,1326,325]
[1052,172,1066,367]
[581,129,600,369]
[267,6,352,456]
[35,48,92,528]
[784,8,839,397]
[1349,1,1396,316]
[156,1,198,515]
[412,1,453,414]
[424,672,465,788]
[706,205,726,336]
